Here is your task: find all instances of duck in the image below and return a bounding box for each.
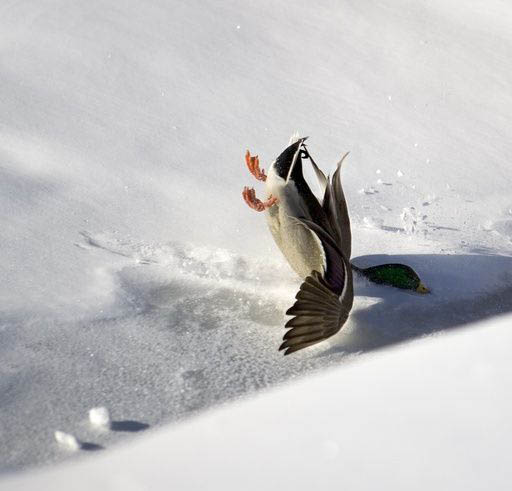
[242,138,429,355]
[302,144,430,294]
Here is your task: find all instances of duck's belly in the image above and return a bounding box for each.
[265,202,325,279]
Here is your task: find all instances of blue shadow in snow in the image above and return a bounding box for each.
[319,253,512,357]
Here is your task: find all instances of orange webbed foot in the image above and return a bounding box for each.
[245,150,267,182]
[242,186,278,212]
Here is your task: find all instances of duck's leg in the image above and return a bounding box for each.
[242,186,278,212]
[245,150,267,181]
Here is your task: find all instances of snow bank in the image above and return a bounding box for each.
[5,313,512,490]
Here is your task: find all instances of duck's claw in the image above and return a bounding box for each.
[245,150,267,181]
[242,186,278,212]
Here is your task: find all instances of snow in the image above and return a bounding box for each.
[1,0,512,486]
[53,432,79,452]
[6,313,512,490]
[88,407,110,429]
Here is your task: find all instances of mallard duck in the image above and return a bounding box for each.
[243,138,353,354]
[242,138,429,355]
[303,145,430,294]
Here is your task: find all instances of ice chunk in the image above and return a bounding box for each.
[397,170,404,177]
[54,431,79,451]
[89,407,111,428]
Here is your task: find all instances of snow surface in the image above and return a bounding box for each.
[1,0,512,483]
[5,313,512,490]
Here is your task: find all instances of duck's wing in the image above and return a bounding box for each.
[309,157,328,196]
[279,218,354,355]
[321,152,351,259]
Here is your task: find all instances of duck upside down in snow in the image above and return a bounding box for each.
[242,138,429,355]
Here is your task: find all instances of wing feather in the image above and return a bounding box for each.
[280,267,353,355]
[279,146,354,356]
[321,152,351,260]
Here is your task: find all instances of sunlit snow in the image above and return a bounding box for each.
[1,0,511,488]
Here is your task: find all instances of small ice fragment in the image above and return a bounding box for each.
[55,431,79,451]
[387,95,392,101]
[426,158,430,164]
[446,183,451,190]
[376,169,381,174]
[397,170,404,177]
[89,407,110,428]
[377,178,383,184]
[380,205,391,211]
[414,143,418,148]
[236,25,241,29]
